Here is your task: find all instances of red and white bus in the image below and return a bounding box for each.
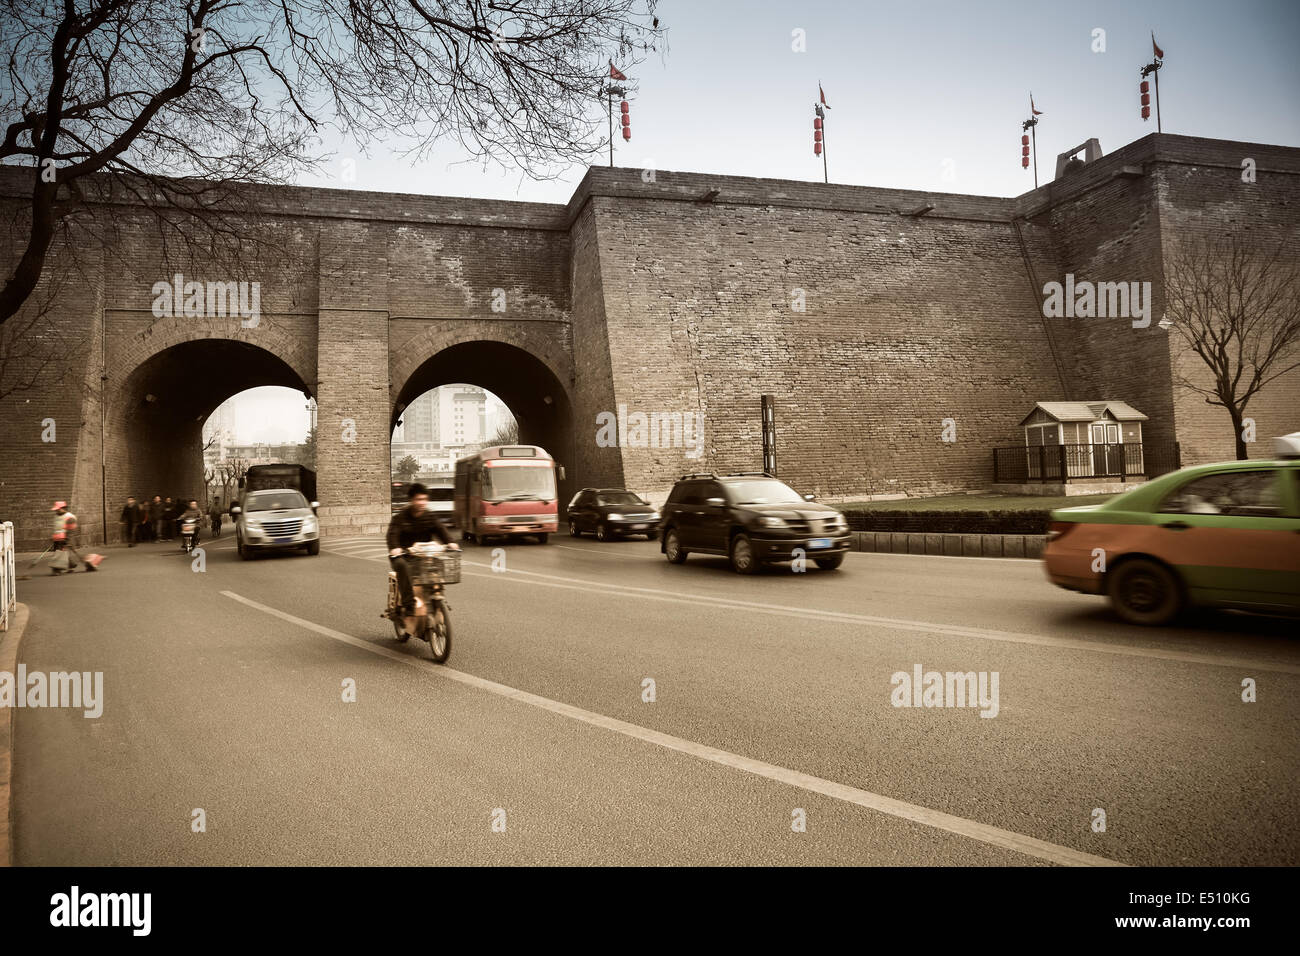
[453,445,562,543]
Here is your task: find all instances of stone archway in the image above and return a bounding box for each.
[392,338,576,499]
[109,338,313,539]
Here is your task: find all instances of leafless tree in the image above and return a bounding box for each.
[0,295,67,401]
[488,419,519,445]
[217,454,247,503]
[0,0,664,326]
[1164,232,1300,459]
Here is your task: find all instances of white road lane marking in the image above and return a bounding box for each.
[551,543,650,559]
[319,542,1300,675]
[219,589,1125,867]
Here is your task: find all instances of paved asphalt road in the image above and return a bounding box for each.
[10,530,1300,866]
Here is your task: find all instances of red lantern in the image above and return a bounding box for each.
[814,142,822,156]
[1021,134,1029,145]
[622,126,630,140]
[1022,157,1030,168]
[814,130,822,142]
[1022,145,1030,156]
[814,117,822,129]
[620,100,629,113]
[1141,93,1150,106]
[1141,105,1150,120]
[621,113,629,127]
[1140,80,1149,93]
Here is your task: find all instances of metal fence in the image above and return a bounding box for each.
[1,521,15,632]
[993,442,1181,484]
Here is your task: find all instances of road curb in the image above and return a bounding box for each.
[851,532,1045,559]
[0,602,30,867]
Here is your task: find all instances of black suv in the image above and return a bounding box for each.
[659,473,850,573]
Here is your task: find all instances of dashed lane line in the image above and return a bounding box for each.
[219,588,1126,868]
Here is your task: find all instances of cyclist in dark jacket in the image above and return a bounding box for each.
[386,483,458,633]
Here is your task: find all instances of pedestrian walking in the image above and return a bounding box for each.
[163,497,177,540]
[120,496,142,547]
[149,495,165,541]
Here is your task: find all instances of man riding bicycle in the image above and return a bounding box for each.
[387,482,460,637]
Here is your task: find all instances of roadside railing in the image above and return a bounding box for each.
[992,442,1181,484]
[1,521,15,632]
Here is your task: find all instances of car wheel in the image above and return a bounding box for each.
[569,519,581,537]
[306,540,320,556]
[596,522,611,542]
[237,535,249,560]
[664,527,687,564]
[814,553,844,571]
[730,533,760,575]
[536,533,549,544]
[646,531,658,540]
[1107,558,1183,626]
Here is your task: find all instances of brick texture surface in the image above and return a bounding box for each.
[1,134,1296,549]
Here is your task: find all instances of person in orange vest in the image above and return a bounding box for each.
[50,501,96,574]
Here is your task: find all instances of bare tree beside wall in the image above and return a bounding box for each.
[1163,232,1300,459]
[0,0,664,326]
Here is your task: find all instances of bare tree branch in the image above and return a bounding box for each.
[0,0,664,325]
[1164,232,1300,459]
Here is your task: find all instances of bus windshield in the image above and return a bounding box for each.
[485,465,556,501]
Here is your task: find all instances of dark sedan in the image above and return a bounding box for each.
[567,488,661,540]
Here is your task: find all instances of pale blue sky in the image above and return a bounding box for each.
[300,0,1300,203]
[230,0,1300,441]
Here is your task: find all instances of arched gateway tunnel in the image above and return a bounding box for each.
[391,340,575,486]
[3,133,1299,549]
[115,337,314,513]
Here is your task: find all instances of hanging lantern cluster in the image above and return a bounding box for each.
[620,99,631,140]
[1139,79,1151,121]
[813,115,823,156]
[1021,134,1030,169]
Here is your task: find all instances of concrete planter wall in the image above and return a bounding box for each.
[848,531,1047,559]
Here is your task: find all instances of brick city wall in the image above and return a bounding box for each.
[1,133,1297,549]
[1016,133,1300,467]
[572,169,1068,500]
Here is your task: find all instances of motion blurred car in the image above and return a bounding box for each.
[1044,434,1300,624]
[659,472,850,573]
[232,489,321,559]
[567,488,660,540]
[426,484,454,525]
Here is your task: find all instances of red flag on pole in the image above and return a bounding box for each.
[1152,33,1164,58]
[1031,94,1042,116]
[819,83,830,108]
[609,61,628,81]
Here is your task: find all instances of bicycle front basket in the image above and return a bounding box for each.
[425,550,462,585]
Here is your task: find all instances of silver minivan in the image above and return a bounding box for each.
[232,488,321,559]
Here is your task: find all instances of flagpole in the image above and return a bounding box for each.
[608,88,614,167]
[818,81,828,183]
[1023,94,1040,190]
[1153,60,1162,132]
[1031,117,1038,188]
[822,113,829,184]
